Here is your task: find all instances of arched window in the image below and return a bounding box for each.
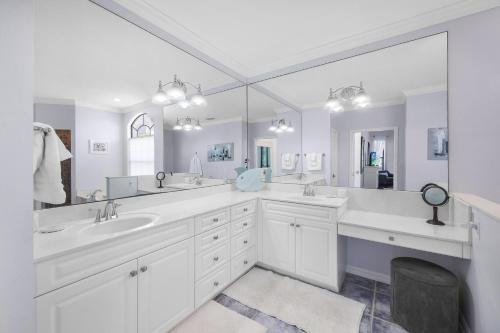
[128,113,155,176]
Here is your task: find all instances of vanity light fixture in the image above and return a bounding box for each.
[152,75,207,108]
[269,119,294,134]
[173,117,203,132]
[324,81,370,112]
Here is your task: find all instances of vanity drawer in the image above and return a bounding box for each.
[36,218,194,296]
[231,246,256,280]
[338,224,464,258]
[195,263,230,308]
[195,208,230,234]
[231,214,256,237]
[262,200,335,223]
[195,224,230,253]
[231,200,257,220]
[231,228,256,257]
[195,241,230,280]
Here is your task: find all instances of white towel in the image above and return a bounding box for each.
[189,153,203,176]
[305,153,322,171]
[281,153,296,170]
[33,122,72,204]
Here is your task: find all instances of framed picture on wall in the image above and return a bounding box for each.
[89,140,108,154]
[207,142,234,162]
[427,128,448,160]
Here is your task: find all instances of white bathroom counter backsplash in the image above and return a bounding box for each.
[34,189,348,263]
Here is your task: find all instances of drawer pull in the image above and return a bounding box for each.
[388,236,395,241]
[129,270,138,278]
[213,256,219,262]
[243,222,248,227]
[290,223,295,227]
[140,266,148,273]
[243,208,248,212]
[243,240,248,244]
[213,281,219,287]
[296,224,301,228]
[244,260,248,265]
[213,235,219,240]
[213,217,219,222]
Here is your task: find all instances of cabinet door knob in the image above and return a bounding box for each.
[213,235,219,240]
[129,270,138,278]
[296,224,301,228]
[213,256,219,262]
[243,208,248,212]
[243,240,248,244]
[213,281,219,287]
[243,222,248,227]
[290,223,295,227]
[388,236,395,241]
[213,218,219,222]
[244,260,248,265]
[140,266,148,273]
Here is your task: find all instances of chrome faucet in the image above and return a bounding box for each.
[95,200,121,223]
[303,184,315,197]
[89,189,103,202]
[194,176,202,186]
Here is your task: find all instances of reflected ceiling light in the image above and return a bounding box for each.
[113,97,121,102]
[173,117,202,132]
[324,81,370,112]
[152,75,207,109]
[269,119,294,134]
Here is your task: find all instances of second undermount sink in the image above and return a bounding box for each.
[80,213,158,236]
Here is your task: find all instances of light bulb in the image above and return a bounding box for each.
[177,100,191,109]
[268,121,277,132]
[190,94,207,107]
[275,128,283,133]
[173,119,182,130]
[152,84,169,105]
[194,120,202,130]
[324,95,342,112]
[286,122,294,132]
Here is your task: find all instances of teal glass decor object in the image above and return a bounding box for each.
[234,166,247,177]
[236,168,264,192]
[264,167,272,183]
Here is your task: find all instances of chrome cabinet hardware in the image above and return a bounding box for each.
[213,281,219,287]
[388,236,395,241]
[243,208,248,212]
[243,240,248,244]
[129,270,138,278]
[243,222,248,227]
[140,266,148,273]
[213,256,219,262]
[244,260,248,265]
[213,217,219,222]
[213,235,219,240]
[296,224,301,228]
[290,223,295,227]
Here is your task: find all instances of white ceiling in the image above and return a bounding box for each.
[35,0,236,111]
[259,33,448,111]
[114,0,498,77]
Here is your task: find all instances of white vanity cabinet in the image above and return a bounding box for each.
[36,238,195,333]
[261,200,343,291]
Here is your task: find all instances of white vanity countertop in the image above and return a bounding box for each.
[339,210,470,243]
[34,190,348,263]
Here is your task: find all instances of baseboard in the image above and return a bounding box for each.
[459,312,472,333]
[346,265,391,284]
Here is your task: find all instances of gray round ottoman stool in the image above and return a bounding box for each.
[391,257,459,333]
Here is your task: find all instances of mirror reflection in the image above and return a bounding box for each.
[255,33,448,191]
[33,0,246,208]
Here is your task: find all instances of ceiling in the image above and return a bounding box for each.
[113,0,498,77]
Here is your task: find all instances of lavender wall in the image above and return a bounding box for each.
[75,106,124,191]
[34,102,77,201]
[0,0,35,331]
[405,91,448,191]
[302,108,332,183]
[171,121,244,179]
[248,110,302,175]
[331,104,406,190]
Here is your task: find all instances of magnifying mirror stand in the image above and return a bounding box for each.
[427,206,445,226]
[158,180,164,189]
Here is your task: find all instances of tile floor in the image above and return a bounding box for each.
[215,271,409,333]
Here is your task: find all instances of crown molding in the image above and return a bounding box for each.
[403,84,448,96]
[34,97,75,106]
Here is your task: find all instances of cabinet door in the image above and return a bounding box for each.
[262,213,296,273]
[138,238,195,333]
[295,218,337,287]
[36,260,138,333]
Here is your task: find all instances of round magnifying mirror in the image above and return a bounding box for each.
[421,183,449,226]
[156,171,166,188]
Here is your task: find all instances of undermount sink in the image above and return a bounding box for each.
[80,213,158,236]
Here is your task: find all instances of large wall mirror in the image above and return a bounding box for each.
[252,32,448,192]
[34,0,247,208]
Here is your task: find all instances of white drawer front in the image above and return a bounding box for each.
[195,241,230,280]
[231,214,256,237]
[231,246,256,280]
[262,200,334,222]
[195,264,230,308]
[338,224,464,258]
[36,218,194,296]
[195,208,230,234]
[231,200,257,220]
[195,224,230,254]
[231,228,256,258]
